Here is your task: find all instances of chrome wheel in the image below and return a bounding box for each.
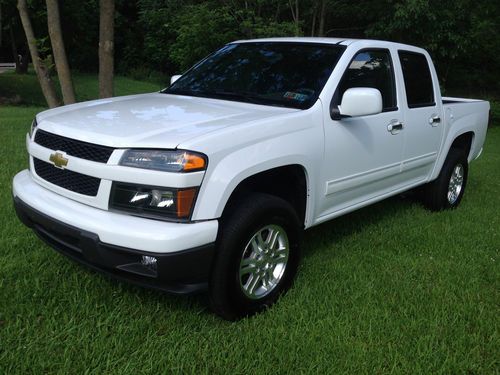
[238,225,289,300]
[447,164,464,204]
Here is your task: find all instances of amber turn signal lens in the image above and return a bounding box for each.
[183,153,206,171]
[176,188,197,218]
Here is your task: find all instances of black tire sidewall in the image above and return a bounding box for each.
[425,148,469,210]
[210,194,301,319]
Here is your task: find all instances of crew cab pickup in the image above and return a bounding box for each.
[13,38,489,320]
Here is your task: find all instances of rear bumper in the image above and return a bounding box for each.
[12,170,218,294]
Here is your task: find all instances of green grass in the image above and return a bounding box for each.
[0,70,164,106]
[0,73,499,374]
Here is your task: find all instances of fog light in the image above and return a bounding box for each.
[141,255,157,271]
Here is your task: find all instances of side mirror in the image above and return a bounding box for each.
[338,88,383,118]
[170,75,182,85]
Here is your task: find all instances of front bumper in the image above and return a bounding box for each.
[12,170,219,294]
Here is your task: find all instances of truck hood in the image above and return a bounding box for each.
[36,93,297,149]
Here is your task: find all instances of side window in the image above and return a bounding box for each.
[398,51,435,108]
[337,49,397,111]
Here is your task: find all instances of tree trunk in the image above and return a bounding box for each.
[9,26,21,72]
[17,0,60,108]
[274,3,280,22]
[19,49,29,73]
[295,0,300,36]
[13,25,30,74]
[289,0,300,36]
[99,0,114,98]
[0,3,3,47]
[318,0,327,37]
[310,3,317,36]
[11,25,29,74]
[46,0,76,104]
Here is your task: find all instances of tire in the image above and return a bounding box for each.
[422,148,468,211]
[209,193,302,320]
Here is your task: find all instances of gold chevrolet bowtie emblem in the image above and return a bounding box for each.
[49,151,68,169]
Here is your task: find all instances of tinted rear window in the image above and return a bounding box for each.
[398,51,435,108]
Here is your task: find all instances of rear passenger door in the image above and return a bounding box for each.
[397,51,444,183]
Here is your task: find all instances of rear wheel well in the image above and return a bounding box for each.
[222,165,308,226]
[450,132,474,159]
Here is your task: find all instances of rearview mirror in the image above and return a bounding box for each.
[338,88,383,117]
[170,75,182,85]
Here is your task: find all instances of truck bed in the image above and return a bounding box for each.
[442,96,487,105]
[441,97,490,162]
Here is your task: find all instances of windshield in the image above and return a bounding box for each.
[164,42,345,109]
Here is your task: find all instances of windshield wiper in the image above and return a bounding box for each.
[204,90,266,105]
[163,88,261,104]
[163,88,195,96]
[164,88,297,108]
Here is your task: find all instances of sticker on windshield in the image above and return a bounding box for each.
[283,91,309,102]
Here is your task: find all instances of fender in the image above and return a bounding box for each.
[430,101,489,181]
[192,135,318,225]
[187,110,324,224]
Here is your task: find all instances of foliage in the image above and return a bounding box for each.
[59,0,99,72]
[169,4,296,70]
[1,0,500,92]
[138,1,296,71]
[168,5,238,70]
[366,0,500,87]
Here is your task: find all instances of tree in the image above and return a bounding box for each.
[365,0,492,88]
[99,0,114,98]
[1,0,29,74]
[288,0,300,36]
[317,0,326,36]
[9,25,29,73]
[167,3,296,70]
[46,0,76,104]
[17,0,59,108]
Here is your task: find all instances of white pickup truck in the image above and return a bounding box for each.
[13,38,489,320]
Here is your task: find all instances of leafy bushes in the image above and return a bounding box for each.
[139,2,296,72]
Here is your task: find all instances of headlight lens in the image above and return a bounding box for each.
[119,149,207,172]
[29,118,38,138]
[110,182,198,220]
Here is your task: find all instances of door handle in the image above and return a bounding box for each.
[387,121,404,135]
[429,114,441,126]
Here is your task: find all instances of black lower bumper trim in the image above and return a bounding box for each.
[13,196,215,295]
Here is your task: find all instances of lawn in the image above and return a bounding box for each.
[0,72,499,374]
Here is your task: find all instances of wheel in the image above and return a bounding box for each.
[209,193,302,320]
[422,148,468,211]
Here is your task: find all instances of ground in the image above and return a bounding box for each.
[0,71,498,374]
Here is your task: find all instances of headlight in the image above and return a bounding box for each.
[29,118,38,138]
[109,182,198,220]
[119,149,207,172]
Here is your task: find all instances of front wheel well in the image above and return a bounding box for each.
[222,165,308,226]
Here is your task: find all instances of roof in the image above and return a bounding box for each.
[230,37,427,54]
[231,37,359,46]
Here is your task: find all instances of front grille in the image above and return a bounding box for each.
[35,129,114,163]
[34,158,101,196]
